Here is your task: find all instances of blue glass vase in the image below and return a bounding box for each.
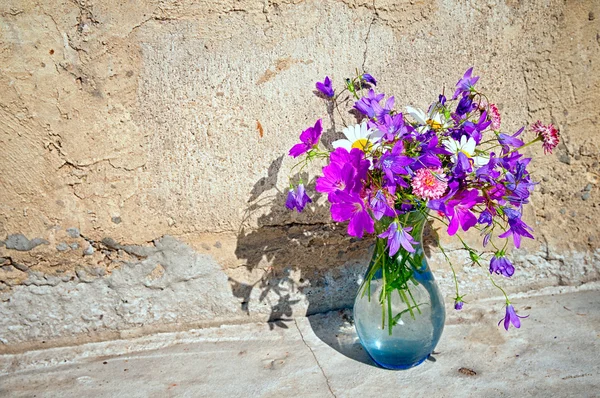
[353,212,445,370]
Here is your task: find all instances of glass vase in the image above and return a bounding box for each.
[353,211,445,370]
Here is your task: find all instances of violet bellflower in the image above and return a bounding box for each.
[362,73,377,86]
[452,67,480,100]
[490,252,515,277]
[289,119,323,158]
[454,298,464,310]
[330,191,374,238]
[462,111,491,144]
[377,141,413,184]
[478,209,493,227]
[285,184,312,213]
[455,95,475,116]
[377,113,414,141]
[378,221,417,256]
[498,208,534,248]
[369,189,396,220]
[475,152,501,183]
[353,89,388,119]
[499,304,528,331]
[498,127,525,152]
[504,169,536,206]
[315,77,334,98]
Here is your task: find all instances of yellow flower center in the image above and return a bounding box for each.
[351,138,373,151]
[459,149,472,157]
[426,119,442,130]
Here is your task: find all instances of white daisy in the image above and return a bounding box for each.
[444,135,489,167]
[406,104,451,133]
[332,121,383,153]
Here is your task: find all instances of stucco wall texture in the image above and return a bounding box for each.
[1,0,599,352]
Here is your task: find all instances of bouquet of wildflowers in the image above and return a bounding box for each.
[285,68,559,331]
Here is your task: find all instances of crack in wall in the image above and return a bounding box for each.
[362,0,378,71]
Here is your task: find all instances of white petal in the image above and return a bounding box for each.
[473,155,489,166]
[368,130,384,142]
[360,121,368,137]
[444,139,458,153]
[406,106,427,125]
[464,137,476,155]
[460,135,468,148]
[332,139,352,151]
[342,126,355,142]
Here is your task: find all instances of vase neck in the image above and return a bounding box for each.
[374,211,428,244]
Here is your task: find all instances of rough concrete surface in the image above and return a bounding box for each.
[1,0,600,349]
[0,287,598,397]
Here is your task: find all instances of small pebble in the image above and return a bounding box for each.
[582,192,591,201]
[70,242,79,250]
[584,183,593,191]
[589,11,595,21]
[558,153,571,165]
[111,216,122,224]
[56,243,69,252]
[66,228,80,238]
[83,245,94,256]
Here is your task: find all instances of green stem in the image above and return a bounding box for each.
[439,243,460,300]
[489,274,510,303]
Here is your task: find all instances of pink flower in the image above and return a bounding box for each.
[531,121,560,154]
[488,103,501,131]
[411,167,448,200]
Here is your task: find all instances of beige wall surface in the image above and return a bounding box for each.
[0,0,599,352]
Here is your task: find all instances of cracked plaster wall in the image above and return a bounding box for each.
[0,0,599,351]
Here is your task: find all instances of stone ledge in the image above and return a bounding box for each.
[1,285,598,397]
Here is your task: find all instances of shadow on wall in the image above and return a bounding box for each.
[229,154,378,366]
[230,153,371,327]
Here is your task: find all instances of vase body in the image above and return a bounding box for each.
[353,212,445,370]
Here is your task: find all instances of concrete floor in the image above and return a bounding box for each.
[1,285,599,398]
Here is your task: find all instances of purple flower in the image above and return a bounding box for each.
[354,90,389,119]
[315,162,357,201]
[445,189,482,236]
[316,77,334,98]
[498,127,525,150]
[377,113,414,141]
[362,73,377,86]
[499,304,528,331]
[330,191,374,238]
[377,141,413,183]
[369,189,396,220]
[476,152,501,182]
[378,221,417,256]
[289,119,323,158]
[478,210,493,226]
[285,184,312,212]
[462,111,491,144]
[452,152,473,179]
[331,147,371,181]
[452,67,479,100]
[490,253,515,277]
[498,208,534,248]
[455,95,475,116]
[454,299,464,310]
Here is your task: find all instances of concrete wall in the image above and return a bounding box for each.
[1,0,599,352]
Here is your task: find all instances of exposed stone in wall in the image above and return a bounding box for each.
[0,0,599,350]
